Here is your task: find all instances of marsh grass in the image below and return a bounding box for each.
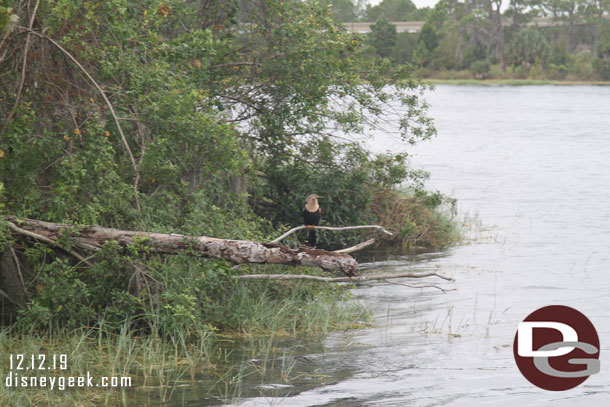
[0,277,371,406]
[371,188,460,249]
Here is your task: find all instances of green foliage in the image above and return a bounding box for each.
[413,22,439,67]
[371,188,458,248]
[594,23,610,80]
[392,32,419,64]
[507,28,550,69]
[369,0,609,81]
[419,23,439,54]
[17,242,144,330]
[367,16,398,58]
[365,0,418,21]
[260,139,418,246]
[329,0,364,22]
[470,59,490,77]
[1,0,444,338]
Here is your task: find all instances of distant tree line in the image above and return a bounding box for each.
[332,0,610,80]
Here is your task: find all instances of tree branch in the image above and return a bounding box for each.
[270,224,393,244]
[10,246,30,300]
[6,221,93,267]
[0,0,40,136]
[380,279,456,293]
[211,62,261,69]
[333,238,376,254]
[235,271,454,283]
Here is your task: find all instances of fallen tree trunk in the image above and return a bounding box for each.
[4,217,358,276]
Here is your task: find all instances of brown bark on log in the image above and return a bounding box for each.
[4,217,358,276]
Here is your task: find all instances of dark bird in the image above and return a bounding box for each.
[303,194,323,247]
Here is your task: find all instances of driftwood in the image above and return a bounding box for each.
[236,271,454,283]
[4,217,359,276]
[235,271,455,292]
[333,238,376,254]
[271,224,393,244]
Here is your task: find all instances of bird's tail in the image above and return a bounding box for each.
[307,230,317,247]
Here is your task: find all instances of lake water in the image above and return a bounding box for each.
[175,86,610,406]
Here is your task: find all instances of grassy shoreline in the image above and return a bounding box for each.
[0,190,457,406]
[0,279,370,406]
[422,78,610,86]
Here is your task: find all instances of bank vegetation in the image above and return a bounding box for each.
[0,1,457,404]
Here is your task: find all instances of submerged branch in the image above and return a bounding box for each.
[236,271,454,283]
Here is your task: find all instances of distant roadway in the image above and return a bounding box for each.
[343,18,568,34]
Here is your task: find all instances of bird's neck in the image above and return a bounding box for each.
[305,200,319,212]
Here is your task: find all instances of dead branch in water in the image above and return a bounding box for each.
[380,279,457,293]
[333,238,376,254]
[235,271,454,283]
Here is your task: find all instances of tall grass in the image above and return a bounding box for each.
[0,276,370,406]
[0,319,216,406]
[372,188,460,249]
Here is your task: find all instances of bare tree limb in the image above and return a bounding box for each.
[271,225,393,244]
[0,0,40,136]
[10,246,30,300]
[6,221,94,267]
[235,271,454,283]
[212,62,261,69]
[380,279,456,293]
[333,238,376,254]
[0,288,20,306]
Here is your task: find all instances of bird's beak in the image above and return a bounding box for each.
[316,196,323,199]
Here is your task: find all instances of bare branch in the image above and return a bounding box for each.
[236,271,454,283]
[211,62,261,69]
[6,221,94,267]
[270,224,393,244]
[0,0,40,136]
[10,246,30,299]
[333,238,375,254]
[0,288,20,306]
[380,279,457,293]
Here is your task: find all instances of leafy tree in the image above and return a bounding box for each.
[0,0,439,329]
[505,0,539,29]
[419,22,439,52]
[507,27,550,69]
[470,59,491,77]
[392,31,419,64]
[329,0,365,21]
[412,22,438,67]
[367,15,398,58]
[593,22,610,79]
[365,0,418,21]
